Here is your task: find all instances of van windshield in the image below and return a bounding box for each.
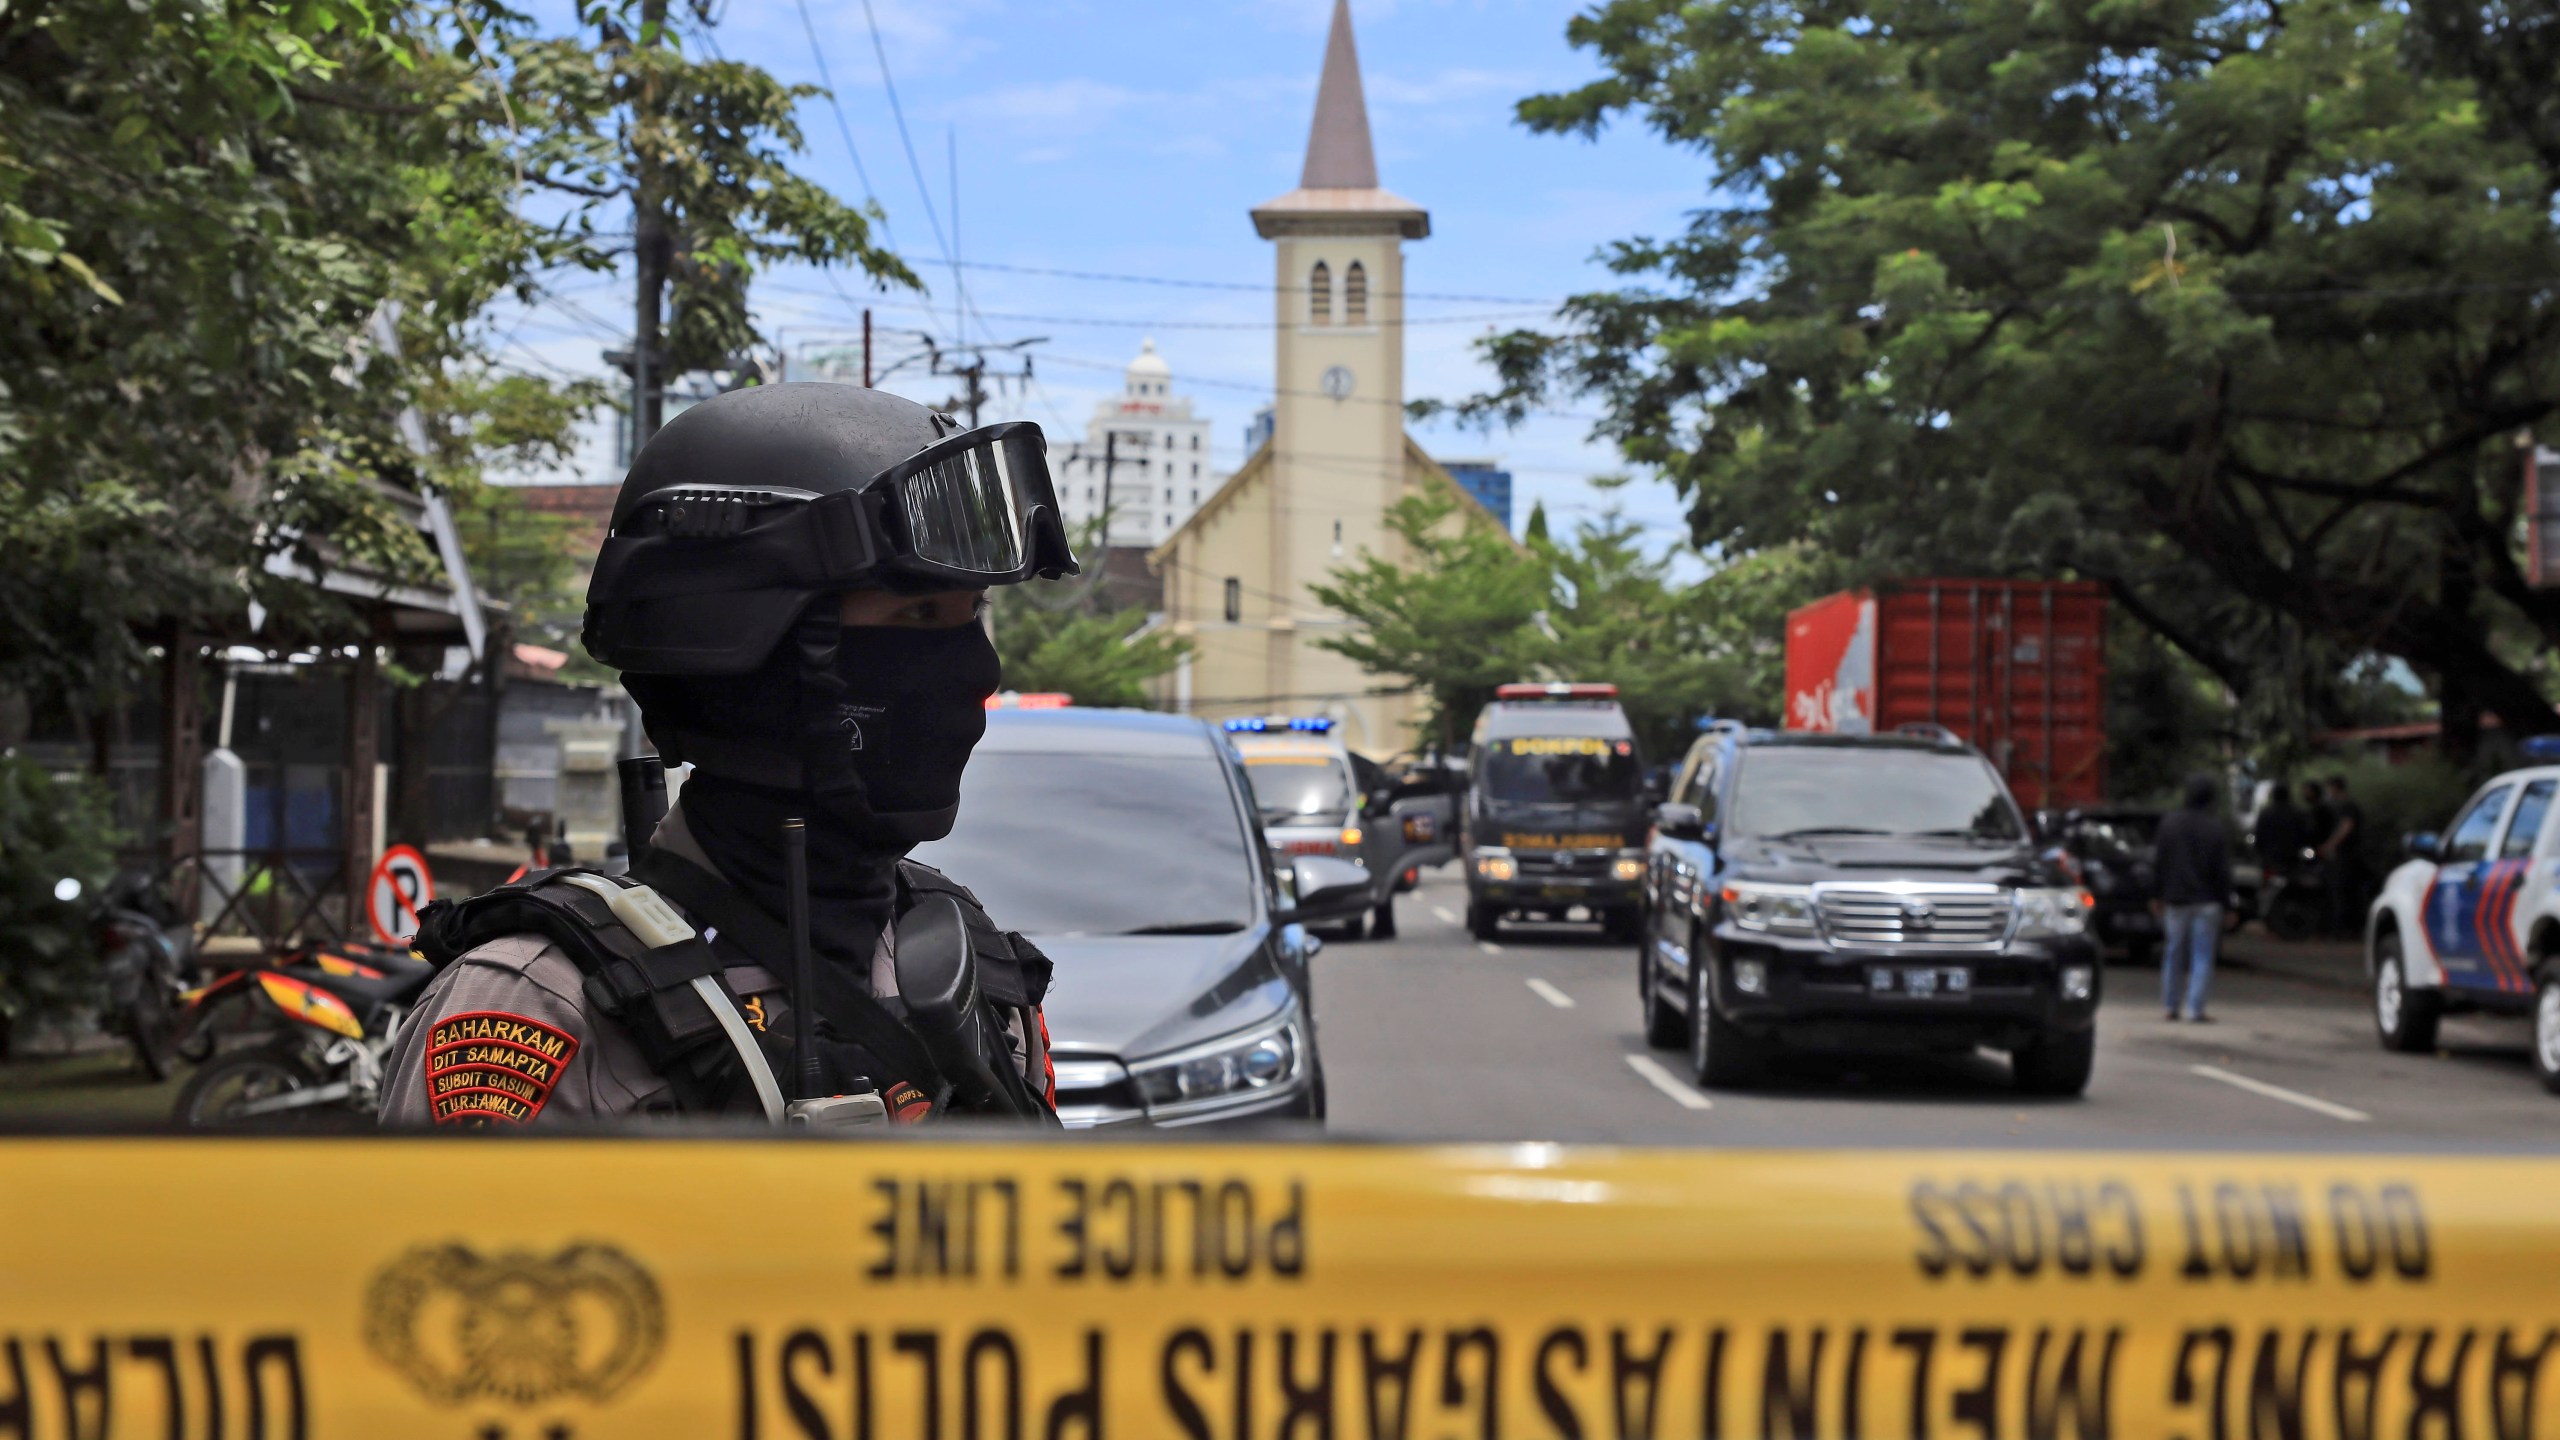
[1242,756,1353,825]
[1480,736,1642,806]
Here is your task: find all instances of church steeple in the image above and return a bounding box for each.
[1251,0,1427,239]
[1299,0,1377,190]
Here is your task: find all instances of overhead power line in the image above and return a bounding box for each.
[858,0,957,331]
[938,258,1564,307]
[791,0,895,255]
[755,285,1556,331]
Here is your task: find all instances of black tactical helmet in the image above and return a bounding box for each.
[584,383,1077,677]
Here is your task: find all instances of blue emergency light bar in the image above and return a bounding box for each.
[2522,735,2560,762]
[1223,716,1335,734]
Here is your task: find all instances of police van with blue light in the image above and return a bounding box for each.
[1461,684,1653,942]
[2365,734,2560,1093]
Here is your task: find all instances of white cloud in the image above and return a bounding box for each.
[963,76,1154,131]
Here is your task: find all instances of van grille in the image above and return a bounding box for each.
[1815,886,2011,946]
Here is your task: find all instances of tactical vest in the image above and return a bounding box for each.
[411,853,1055,1121]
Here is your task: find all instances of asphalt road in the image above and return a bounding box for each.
[1313,873,2560,1151]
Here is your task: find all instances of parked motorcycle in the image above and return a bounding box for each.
[170,941,435,1127]
[61,872,196,1081]
[2260,850,2329,942]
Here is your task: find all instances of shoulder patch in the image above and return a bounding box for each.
[423,1011,580,1126]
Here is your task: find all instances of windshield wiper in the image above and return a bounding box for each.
[1766,826,1891,839]
[1117,920,1251,936]
[1910,828,2017,841]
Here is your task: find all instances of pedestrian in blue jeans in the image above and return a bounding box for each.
[2151,773,2232,1022]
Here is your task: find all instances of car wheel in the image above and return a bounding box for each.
[1640,943,1684,1050]
[1687,944,1760,1088]
[2373,932,2440,1054]
[1467,901,1500,942]
[1370,898,1398,940]
[2533,974,2560,1096]
[2012,1029,2095,1096]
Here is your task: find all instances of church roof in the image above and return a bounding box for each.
[1147,432,1513,570]
[1251,0,1428,239]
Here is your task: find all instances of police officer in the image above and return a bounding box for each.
[380,384,1078,1127]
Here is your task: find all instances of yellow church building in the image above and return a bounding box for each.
[1149,0,1498,757]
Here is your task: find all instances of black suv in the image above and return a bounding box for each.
[1639,724,2101,1094]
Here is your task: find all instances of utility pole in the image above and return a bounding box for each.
[629,0,672,447]
[862,309,873,388]
[1099,431,1118,551]
[926,334,1044,429]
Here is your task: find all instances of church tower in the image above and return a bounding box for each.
[1154,0,1480,752]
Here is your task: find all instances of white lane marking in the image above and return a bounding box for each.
[1477,941,1504,955]
[1525,978,1576,1009]
[2188,1064,2371,1122]
[1625,1054,1714,1111]
[1431,905,1460,925]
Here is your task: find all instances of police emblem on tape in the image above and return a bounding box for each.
[362,1243,664,1407]
[423,1010,579,1125]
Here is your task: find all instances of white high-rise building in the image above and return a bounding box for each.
[1050,339,1224,549]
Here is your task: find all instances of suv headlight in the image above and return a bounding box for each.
[1475,849,1516,882]
[1612,852,1647,881]
[1130,1008,1308,1119]
[2015,887,2094,939]
[1720,880,1818,935]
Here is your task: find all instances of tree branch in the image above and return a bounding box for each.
[286,83,429,116]
[531,174,629,201]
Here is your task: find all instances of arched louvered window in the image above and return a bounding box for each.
[1308,261,1331,325]
[1344,261,1368,324]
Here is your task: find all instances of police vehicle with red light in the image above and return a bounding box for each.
[1223,717,1448,939]
[2366,736,2560,1093]
[1461,684,1652,942]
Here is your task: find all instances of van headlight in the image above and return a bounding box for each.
[1611,854,1647,881]
[2016,887,2094,939]
[1720,881,1818,935]
[1475,850,1517,882]
[1130,1008,1308,1119]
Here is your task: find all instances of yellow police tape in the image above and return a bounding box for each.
[3,1141,2558,1438]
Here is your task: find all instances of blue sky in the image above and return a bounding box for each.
[501,0,1706,549]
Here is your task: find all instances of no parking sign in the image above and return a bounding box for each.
[366,845,435,946]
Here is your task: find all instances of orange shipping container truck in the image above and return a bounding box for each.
[1783,579,2108,810]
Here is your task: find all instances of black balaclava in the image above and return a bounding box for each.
[634,610,1001,976]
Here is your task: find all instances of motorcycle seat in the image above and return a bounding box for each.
[289,964,437,1016]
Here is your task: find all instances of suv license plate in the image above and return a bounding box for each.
[1872,967,1970,997]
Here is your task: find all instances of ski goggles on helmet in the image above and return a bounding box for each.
[603,420,1078,589]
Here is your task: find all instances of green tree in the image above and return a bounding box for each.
[990,603,1191,710]
[0,755,119,1052]
[1538,514,1742,761]
[1474,0,2560,757]
[0,0,911,728]
[1681,541,1847,726]
[985,517,1191,708]
[1309,492,1552,750]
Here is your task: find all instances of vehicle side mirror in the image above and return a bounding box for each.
[1656,802,1710,843]
[1279,854,1371,924]
[2404,831,2442,861]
